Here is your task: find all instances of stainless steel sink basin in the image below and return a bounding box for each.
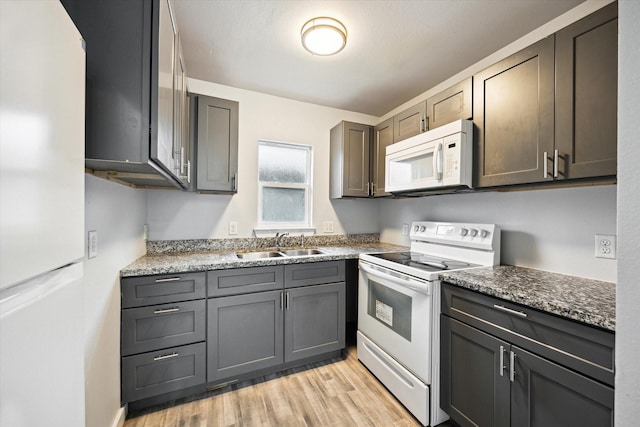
[236,251,285,260]
[281,248,325,256]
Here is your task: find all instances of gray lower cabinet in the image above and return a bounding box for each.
[207,290,284,383]
[440,283,614,427]
[207,262,346,386]
[285,282,345,363]
[120,272,207,408]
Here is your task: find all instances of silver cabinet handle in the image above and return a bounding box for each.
[155,277,181,283]
[154,352,179,361]
[543,151,548,178]
[553,149,559,178]
[285,291,290,310]
[280,292,284,311]
[181,147,185,175]
[509,351,516,382]
[232,172,238,191]
[153,307,180,314]
[187,160,191,184]
[499,345,505,377]
[493,304,528,318]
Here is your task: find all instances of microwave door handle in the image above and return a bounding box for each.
[434,142,443,180]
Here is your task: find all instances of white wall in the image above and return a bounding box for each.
[83,175,146,427]
[146,81,380,240]
[615,0,640,423]
[379,185,617,282]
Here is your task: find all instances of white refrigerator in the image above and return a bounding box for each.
[0,1,87,426]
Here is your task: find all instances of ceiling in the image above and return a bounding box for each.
[172,0,585,117]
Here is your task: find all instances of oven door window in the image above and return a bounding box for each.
[367,279,412,341]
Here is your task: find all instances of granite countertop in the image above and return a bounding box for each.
[439,265,616,332]
[120,242,406,278]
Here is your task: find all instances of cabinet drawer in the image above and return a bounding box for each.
[121,272,206,308]
[207,265,284,297]
[121,300,205,356]
[121,342,206,403]
[442,283,615,386]
[284,261,345,288]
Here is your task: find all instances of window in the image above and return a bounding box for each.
[257,140,312,229]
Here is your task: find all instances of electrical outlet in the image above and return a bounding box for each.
[229,221,238,235]
[323,221,334,233]
[402,224,409,236]
[595,234,616,259]
[143,224,148,241]
[88,230,98,259]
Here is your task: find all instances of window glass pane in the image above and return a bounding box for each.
[258,143,308,183]
[262,187,306,222]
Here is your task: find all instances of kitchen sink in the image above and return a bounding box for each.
[236,251,285,260]
[281,248,326,256]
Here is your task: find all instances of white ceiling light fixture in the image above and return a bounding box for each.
[301,17,347,56]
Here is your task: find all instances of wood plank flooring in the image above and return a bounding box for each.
[124,345,446,427]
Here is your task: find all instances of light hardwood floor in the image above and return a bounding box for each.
[123,345,449,427]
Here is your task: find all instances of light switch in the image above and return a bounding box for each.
[88,230,98,259]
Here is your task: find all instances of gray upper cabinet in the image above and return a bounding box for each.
[61,0,189,189]
[372,118,393,197]
[474,3,617,188]
[555,2,617,180]
[473,36,555,188]
[189,94,239,193]
[393,101,427,141]
[330,121,372,198]
[426,77,473,131]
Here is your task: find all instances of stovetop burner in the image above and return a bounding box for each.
[368,252,480,272]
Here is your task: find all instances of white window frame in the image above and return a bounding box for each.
[255,140,314,233]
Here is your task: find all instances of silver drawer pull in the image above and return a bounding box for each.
[493,304,528,318]
[153,352,179,361]
[153,307,180,314]
[155,277,181,283]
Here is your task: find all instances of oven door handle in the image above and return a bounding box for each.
[359,262,431,295]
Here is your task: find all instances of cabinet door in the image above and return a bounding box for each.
[153,0,177,176]
[173,34,190,185]
[207,291,284,383]
[330,121,371,198]
[473,37,555,187]
[441,316,510,427]
[284,283,345,363]
[372,118,393,197]
[427,77,472,130]
[511,346,614,427]
[555,2,617,180]
[195,95,239,192]
[393,101,426,141]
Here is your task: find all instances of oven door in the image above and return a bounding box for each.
[357,260,432,383]
[385,136,443,193]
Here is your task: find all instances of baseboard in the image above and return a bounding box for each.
[111,406,126,427]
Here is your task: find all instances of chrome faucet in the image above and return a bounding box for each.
[275,232,288,250]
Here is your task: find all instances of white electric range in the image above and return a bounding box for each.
[357,221,501,426]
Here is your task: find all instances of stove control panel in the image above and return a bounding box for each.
[410,221,500,252]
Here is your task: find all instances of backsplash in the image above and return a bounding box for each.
[147,233,381,254]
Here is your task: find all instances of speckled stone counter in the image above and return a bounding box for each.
[440,265,615,332]
[121,241,406,278]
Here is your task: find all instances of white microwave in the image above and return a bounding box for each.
[385,119,473,194]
